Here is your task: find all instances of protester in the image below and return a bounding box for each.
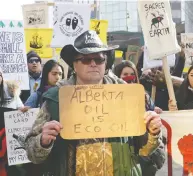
[113,60,162,114]
[170,66,193,110]
[24,30,165,176]
[0,72,27,176]
[138,44,186,110]
[25,60,64,108]
[20,51,42,103]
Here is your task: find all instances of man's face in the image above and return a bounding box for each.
[27,57,42,73]
[73,52,106,84]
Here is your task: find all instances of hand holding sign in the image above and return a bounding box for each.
[41,120,63,147]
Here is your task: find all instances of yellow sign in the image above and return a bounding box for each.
[90,20,108,44]
[59,84,146,139]
[24,28,53,58]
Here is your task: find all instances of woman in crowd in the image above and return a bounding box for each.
[173,66,193,110]
[113,60,162,113]
[113,60,163,176]
[25,60,64,108]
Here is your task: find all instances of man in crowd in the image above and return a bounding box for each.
[20,51,42,103]
[24,30,165,176]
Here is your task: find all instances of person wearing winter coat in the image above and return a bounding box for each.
[24,30,165,176]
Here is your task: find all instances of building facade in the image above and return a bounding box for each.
[99,0,183,32]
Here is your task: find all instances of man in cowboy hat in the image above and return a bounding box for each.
[24,30,165,176]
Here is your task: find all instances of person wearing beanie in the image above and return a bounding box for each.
[20,51,42,103]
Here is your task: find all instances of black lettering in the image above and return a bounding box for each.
[84,105,92,114]
[94,126,101,132]
[108,91,115,99]
[102,104,108,115]
[102,91,108,100]
[149,31,154,37]
[96,116,104,122]
[79,91,85,103]
[85,126,91,132]
[161,2,165,8]
[157,29,162,37]
[110,123,119,132]
[70,89,78,103]
[86,90,93,102]
[144,4,148,11]
[74,124,81,133]
[93,92,100,101]
[165,27,170,34]
[115,92,123,100]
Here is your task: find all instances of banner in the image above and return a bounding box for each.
[22,3,49,28]
[90,20,108,44]
[0,20,29,90]
[137,0,180,59]
[24,28,53,58]
[51,3,91,47]
[59,84,146,139]
[143,46,176,70]
[157,110,193,176]
[181,33,193,69]
[4,108,39,165]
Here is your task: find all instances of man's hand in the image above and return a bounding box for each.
[41,120,63,147]
[144,111,162,135]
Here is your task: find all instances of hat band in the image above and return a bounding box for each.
[77,43,106,49]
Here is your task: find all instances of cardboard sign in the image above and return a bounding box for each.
[59,84,146,139]
[181,33,193,68]
[4,108,39,165]
[157,110,193,176]
[143,46,176,70]
[22,3,49,28]
[51,3,91,47]
[0,20,29,90]
[137,0,180,59]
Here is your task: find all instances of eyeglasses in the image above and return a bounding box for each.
[75,57,106,65]
[28,59,40,64]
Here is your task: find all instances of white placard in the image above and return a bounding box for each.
[4,108,39,166]
[143,46,176,70]
[181,33,193,68]
[0,20,29,90]
[51,3,91,48]
[22,3,49,28]
[157,110,193,176]
[137,0,180,59]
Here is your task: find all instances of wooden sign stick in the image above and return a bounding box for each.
[162,56,177,108]
[151,85,156,102]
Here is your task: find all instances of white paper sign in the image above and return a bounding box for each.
[0,20,29,90]
[137,0,180,59]
[143,46,176,70]
[181,33,193,68]
[51,3,91,47]
[22,4,49,28]
[157,110,193,176]
[4,108,39,165]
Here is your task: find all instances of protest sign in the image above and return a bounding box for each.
[137,0,180,59]
[181,33,193,68]
[90,20,108,44]
[4,108,39,165]
[22,3,49,28]
[51,3,91,47]
[157,110,193,176]
[143,46,176,70]
[0,20,29,90]
[59,84,146,139]
[24,28,53,58]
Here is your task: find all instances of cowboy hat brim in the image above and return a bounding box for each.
[60,44,119,68]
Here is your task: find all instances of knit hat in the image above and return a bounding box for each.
[27,51,42,63]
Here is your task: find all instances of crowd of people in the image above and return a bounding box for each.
[0,30,193,176]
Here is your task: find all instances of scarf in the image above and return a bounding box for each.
[29,72,41,80]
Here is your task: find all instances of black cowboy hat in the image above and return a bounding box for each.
[60,30,119,69]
